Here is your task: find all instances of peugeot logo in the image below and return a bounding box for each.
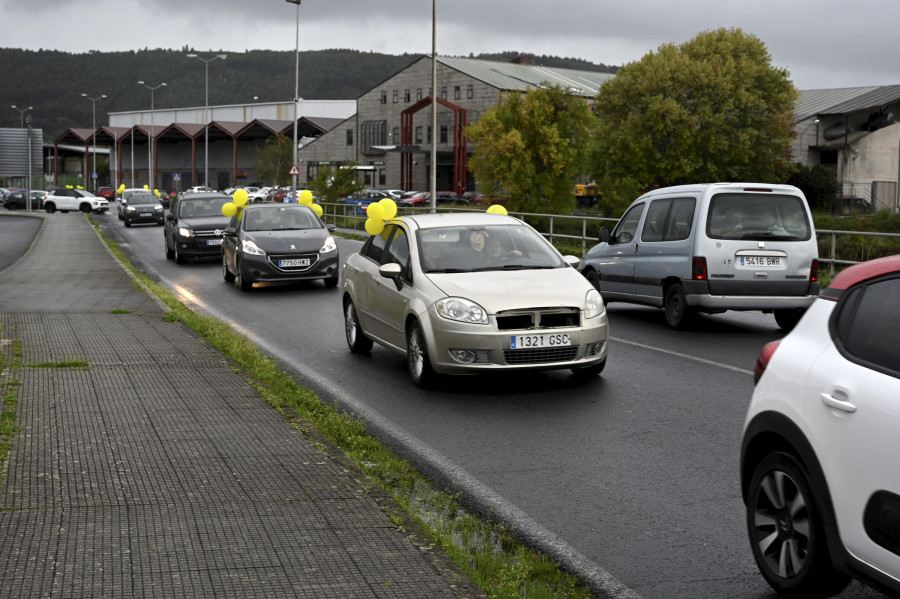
[290,244,296,250]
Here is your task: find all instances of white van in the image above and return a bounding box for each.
[581,183,820,329]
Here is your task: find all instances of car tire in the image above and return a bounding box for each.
[775,309,804,331]
[237,258,252,292]
[79,203,92,213]
[746,452,850,598]
[407,319,436,388]
[44,202,56,213]
[174,245,186,264]
[124,220,131,228]
[583,268,600,291]
[164,235,175,260]
[222,252,235,283]
[344,299,373,354]
[664,283,694,329]
[323,275,339,289]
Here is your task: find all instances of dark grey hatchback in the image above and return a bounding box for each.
[164,193,233,264]
[221,203,339,291]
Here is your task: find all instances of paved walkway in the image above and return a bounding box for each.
[0,213,484,598]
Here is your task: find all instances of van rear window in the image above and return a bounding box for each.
[706,193,811,241]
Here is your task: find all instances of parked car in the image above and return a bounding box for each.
[580,183,820,329]
[120,191,164,227]
[741,253,900,598]
[97,186,116,200]
[3,189,43,210]
[221,203,339,291]
[435,191,467,205]
[43,188,109,214]
[341,189,392,213]
[184,186,216,194]
[397,191,429,207]
[163,192,233,264]
[341,212,608,386]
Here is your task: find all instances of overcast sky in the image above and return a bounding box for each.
[3,0,897,90]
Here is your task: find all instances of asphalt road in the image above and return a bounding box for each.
[7,211,883,599]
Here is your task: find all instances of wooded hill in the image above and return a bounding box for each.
[0,48,618,140]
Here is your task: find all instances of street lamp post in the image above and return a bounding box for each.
[11,105,32,128]
[81,93,107,192]
[286,0,301,202]
[186,53,227,188]
[138,81,166,189]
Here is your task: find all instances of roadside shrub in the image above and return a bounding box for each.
[787,162,838,211]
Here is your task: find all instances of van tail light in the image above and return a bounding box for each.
[754,340,780,385]
[810,259,819,283]
[692,257,708,281]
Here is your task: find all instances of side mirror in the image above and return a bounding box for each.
[599,227,611,244]
[326,224,336,232]
[378,262,404,291]
[563,255,581,269]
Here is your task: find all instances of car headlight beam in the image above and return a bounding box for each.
[320,235,337,254]
[178,227,195,238]
[435,297,488,324]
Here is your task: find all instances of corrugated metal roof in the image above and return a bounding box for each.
[795,85,900,120]
[437,56,614,97]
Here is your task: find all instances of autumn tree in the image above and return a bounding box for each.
[466,84,595,214]
[592,28,797,196]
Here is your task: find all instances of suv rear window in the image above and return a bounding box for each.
[706,193,811,241]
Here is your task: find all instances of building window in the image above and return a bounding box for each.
[361,120,387,154]
[467,84,473,99]
[454,86,461,100]
[393,90,399,103]
[380,91,387,104]
[416,88,423,101]
[404,89,410,102]
[441,86,447,99]
[346,129,353,146]
[379,169,386,186]
[440,125,448,144]
[392,126,400,143]
[427,126,432,143]
[415,126,423,144]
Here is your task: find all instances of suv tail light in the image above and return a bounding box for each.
[810,259,819,282]
[754,340,780,385]
[692,257,708,281]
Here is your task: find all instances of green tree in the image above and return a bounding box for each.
[466,84,595,214]
[253,134,293,186]
[592,28,798,188]
[308,163,364,203]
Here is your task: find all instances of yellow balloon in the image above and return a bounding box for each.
[366,202,385,221]
[117,184,125,193]
[299,190,313,205]
[222,202,237,217]
[143,184,149,189]
[154,189,161,197]
[487,204,508,215]
[311,203,323,217]
[379,198,397,219]
[66,185,73,189]
[77,185,84,190]
[233,189,249,206]
[365,218,385,236]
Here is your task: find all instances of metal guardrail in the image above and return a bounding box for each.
[320,202,900,278]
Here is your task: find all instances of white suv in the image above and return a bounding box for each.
[43,188,109,214]
[741,254,900,597]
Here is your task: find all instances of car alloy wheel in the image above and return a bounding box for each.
[746,452,850,597]
[344,299,373,353]
[406,320,436,388]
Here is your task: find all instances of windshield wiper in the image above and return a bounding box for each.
[427,268,472,273]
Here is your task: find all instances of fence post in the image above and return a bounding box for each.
[830,232,836,277]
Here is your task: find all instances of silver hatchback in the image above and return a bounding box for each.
[341,212,609,386]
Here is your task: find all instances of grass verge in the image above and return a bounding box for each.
[95,226,596,599]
